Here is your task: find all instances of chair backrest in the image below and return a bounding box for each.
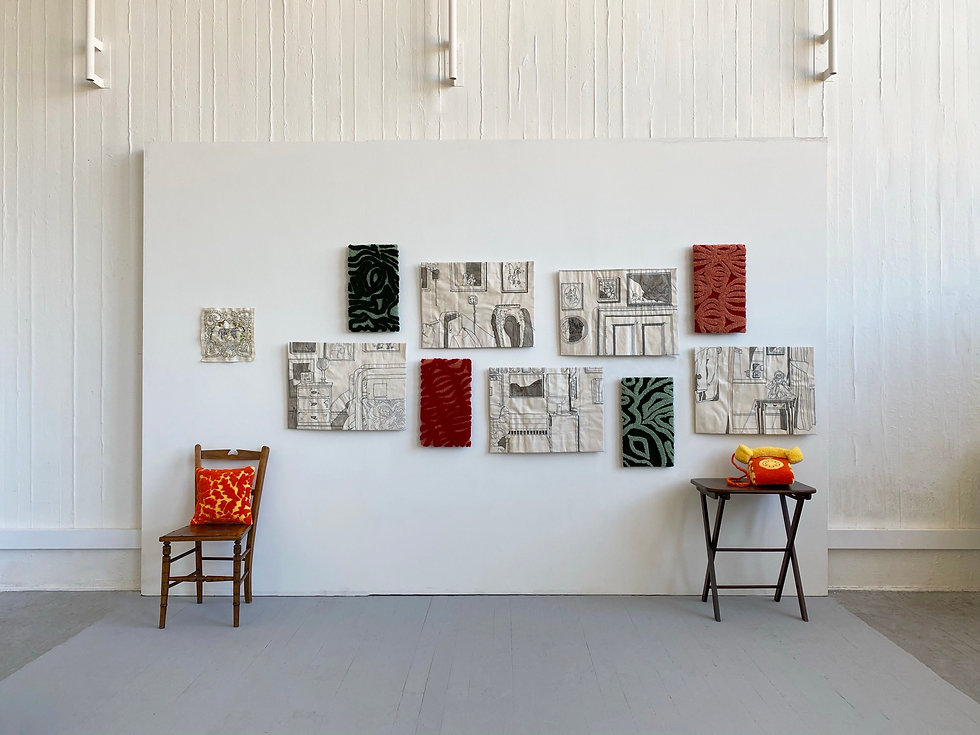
[194,445,271,532]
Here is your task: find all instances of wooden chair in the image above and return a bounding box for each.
[158,445,270,628]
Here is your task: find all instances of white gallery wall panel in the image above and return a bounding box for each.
[2,0,979,589]
[142,140,828,595]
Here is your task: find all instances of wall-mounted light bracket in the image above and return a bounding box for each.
[86,0,109,88]
[818,0,837,82]
[447,0,461,87]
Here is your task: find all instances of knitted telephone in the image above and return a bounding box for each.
[726,445,803,487]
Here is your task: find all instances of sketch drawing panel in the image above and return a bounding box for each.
[420,261,535,348]
[693,346,816,435]
[488,367,604,454]
[286,342,406,431]
[558,269,678,356]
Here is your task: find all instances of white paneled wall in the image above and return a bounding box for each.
[1,0,978,589]
[827,0,980,535]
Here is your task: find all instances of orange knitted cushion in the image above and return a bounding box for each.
[190,466,254,525]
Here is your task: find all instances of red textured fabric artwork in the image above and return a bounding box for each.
[420,358,472,447]
[693,244,746,333]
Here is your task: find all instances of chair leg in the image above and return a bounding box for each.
[232,540,242,627]
[195,542,203,603]
[244,553,253,604]
[159,541,172,629]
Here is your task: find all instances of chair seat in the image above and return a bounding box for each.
[159,523,251,542]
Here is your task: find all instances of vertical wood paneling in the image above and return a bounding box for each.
[622,2,649,139]
[2,2,976,562]
[0,0,23,527]
[21,0,42,525]
[794,0,824,138]
[480,1,507,139]
[212,1,230,141]
[46,0,77,528]
[41,0,74,523]
[101,0,139,529]
[199,2,216,141]
[826,0,980,532]
[71,0,105,528]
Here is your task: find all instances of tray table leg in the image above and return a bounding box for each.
[700,493,725,622]
[775,494,808,621]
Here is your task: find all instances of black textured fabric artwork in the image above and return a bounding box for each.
[620,377,674,468]
[348,244,399,332]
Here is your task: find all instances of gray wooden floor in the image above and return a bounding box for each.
[0,590,131,682]
[2,594,979,735]
[834,590,980,704]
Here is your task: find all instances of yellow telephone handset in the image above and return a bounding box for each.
[733,444,803,465]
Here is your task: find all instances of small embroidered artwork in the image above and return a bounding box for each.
[200,308,255,363]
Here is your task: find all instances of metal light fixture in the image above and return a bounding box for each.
[85,0,109,88]
[818,0,837,82]
[448,0,460,86]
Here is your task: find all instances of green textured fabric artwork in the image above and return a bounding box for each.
[620,377,674,468]
[347,244,400,332]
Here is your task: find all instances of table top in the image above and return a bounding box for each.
[690,477,817,498]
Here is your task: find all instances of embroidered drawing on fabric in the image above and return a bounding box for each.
[694,346,815,435]
[420,261,534,348]
[200,308,255,363]
[693,244,746,333]
[488,367,604,454]
[557,269,678,356]
[348,244,400,332]
[620,377,674,468]
[420,359,472,447]
[287,342,406,431]
[560,282,584,310]
[501,261,530,293]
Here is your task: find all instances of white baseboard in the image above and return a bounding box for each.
[829,548,980,591]
[828,528,980,550]
[0,549,139,590]
[0,528,140,550]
